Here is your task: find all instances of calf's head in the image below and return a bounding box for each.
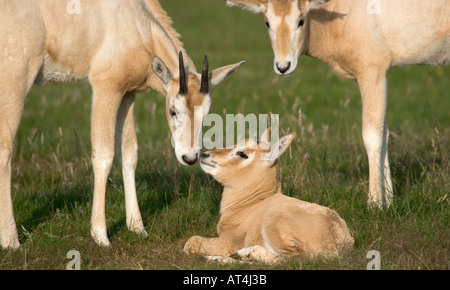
[200,128,296,187]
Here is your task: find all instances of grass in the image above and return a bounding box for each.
[1,0,449,270]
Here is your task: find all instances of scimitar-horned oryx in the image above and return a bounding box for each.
[225,0,450,208]
[0,0,245,249]
[184,128,354,264]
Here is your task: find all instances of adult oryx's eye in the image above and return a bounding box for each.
[236,151,248,159]
[169,109,177,118]
[298,18,305,28]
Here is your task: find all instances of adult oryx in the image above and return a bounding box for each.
[225,0,450,208]
[0,0,244,249]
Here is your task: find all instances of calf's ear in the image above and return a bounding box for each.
[265,132,296,163]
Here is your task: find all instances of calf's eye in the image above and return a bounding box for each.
[236,151,248,159]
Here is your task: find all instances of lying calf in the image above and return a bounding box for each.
[184,129,354,263]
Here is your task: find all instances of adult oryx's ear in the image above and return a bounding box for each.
[209,61,246,88]
[266,132,296,163]
[225,0,267,14]
[307,0,330,10]
[152,56,172,86]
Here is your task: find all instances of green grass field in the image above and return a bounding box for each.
[1,0,449,270]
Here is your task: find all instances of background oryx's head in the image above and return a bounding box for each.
[152,52,245,166]
[226,0,329,76]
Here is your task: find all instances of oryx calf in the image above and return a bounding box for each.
[184,129,354,263]
[225,0,450,208]
[0,0,244,249]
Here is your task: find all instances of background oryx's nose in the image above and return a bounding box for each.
[276,61,291,74]
[182,154,198,165]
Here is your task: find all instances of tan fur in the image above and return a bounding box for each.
[0,0,244,249]
[226,0,450,208]
[184,130,354,263]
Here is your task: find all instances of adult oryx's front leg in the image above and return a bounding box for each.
[358,67,393,208]
[0,87,26,250]
[115,94,147,237]
[90,83,124,247]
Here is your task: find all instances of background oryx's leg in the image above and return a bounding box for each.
[115,94,147,237]
[358,67,393,208]
[90,83,124,246]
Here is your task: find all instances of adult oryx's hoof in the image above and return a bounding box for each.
[91,227,111,247]
[0,232,20,250]
[127,218,148,238]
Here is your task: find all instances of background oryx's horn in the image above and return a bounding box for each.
[200,55,209,94]
[179,51,188,96]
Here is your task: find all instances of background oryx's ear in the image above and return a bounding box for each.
[307,0,330,10]
[267,132,296,163]
[209,61,246,88]
[152,56,172,86]
[226,0,267,14]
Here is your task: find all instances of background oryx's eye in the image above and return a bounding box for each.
[236,151,248,159]
[169,109,177,118]
[298,19,305,28]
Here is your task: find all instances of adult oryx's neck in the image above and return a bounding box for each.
[138,0,195,70]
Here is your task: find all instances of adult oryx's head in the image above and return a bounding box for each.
[226,0,329,76]
[152,52,245,166]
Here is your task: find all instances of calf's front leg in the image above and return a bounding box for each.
[184,236,237,257]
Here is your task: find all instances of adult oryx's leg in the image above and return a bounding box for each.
[115,94,147,237]
[90,83,123,246]
[0,53,43,249]
[358,68,393,208]
[0,0,44,250]
[0,94,24,250]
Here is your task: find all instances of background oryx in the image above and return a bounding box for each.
[225,0,450,208]
[0,0,244,249]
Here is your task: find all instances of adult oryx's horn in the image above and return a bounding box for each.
[200,55,209,94]
[179,51,188,96]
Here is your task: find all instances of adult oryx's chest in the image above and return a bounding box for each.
[34,54,88,85]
